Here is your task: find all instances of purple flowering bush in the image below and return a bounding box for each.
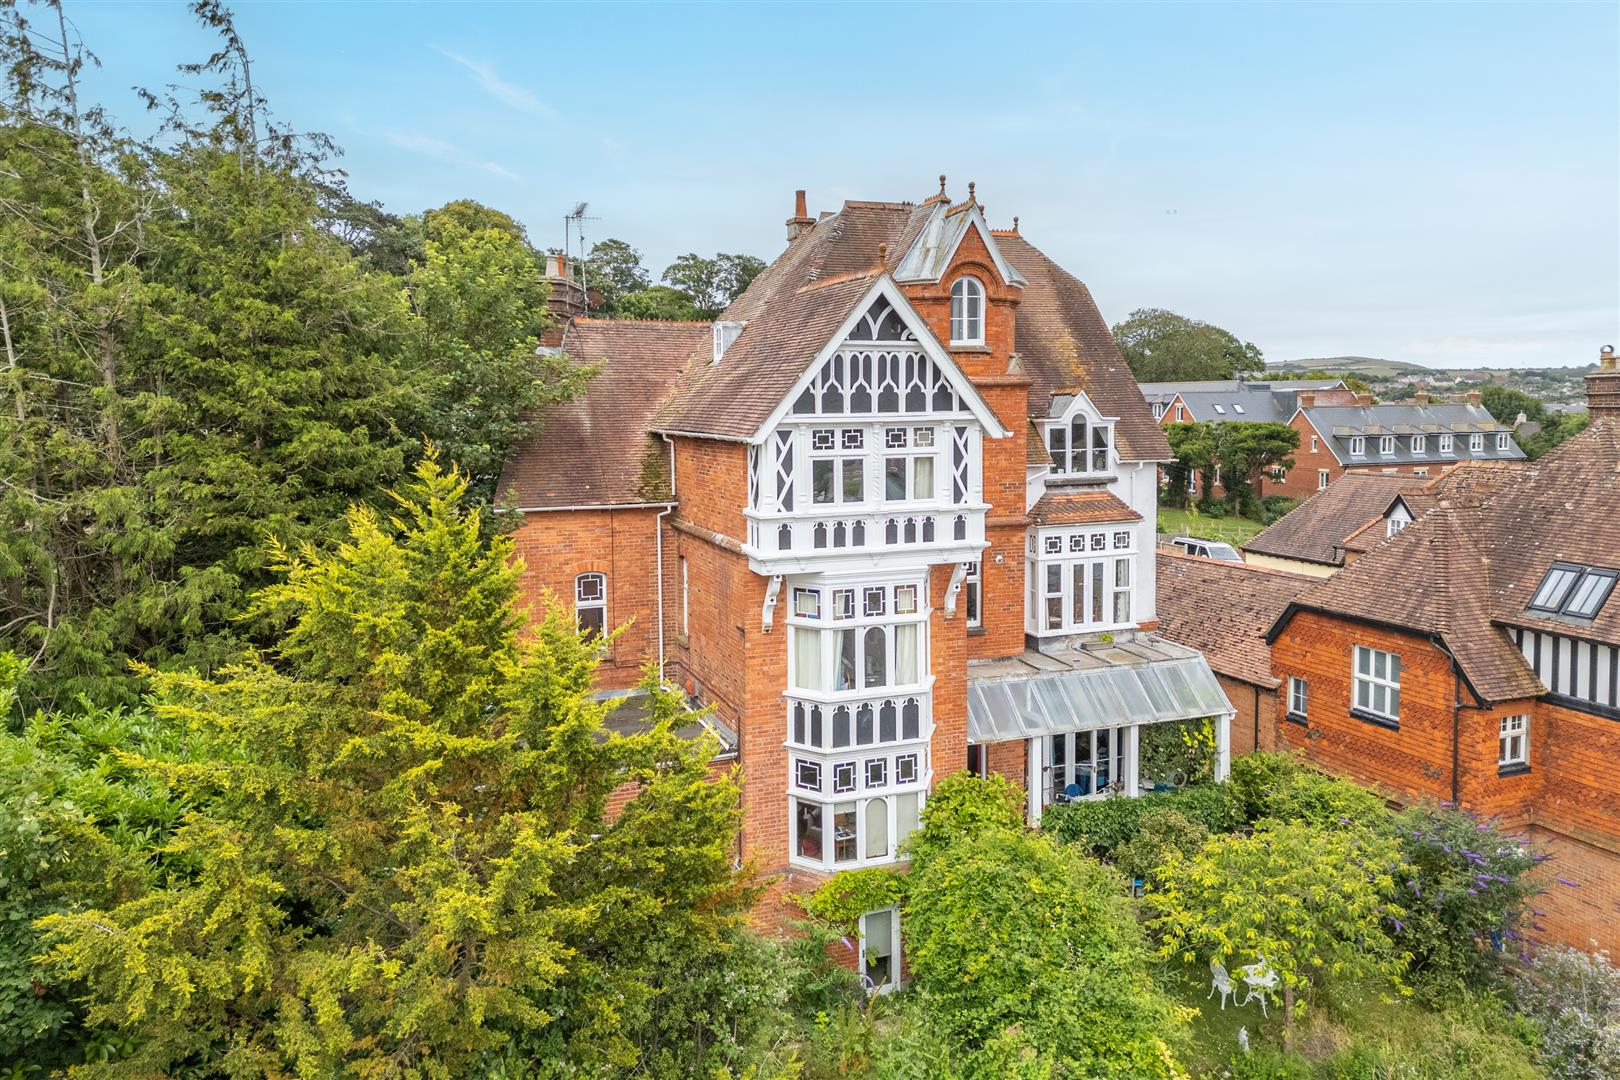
[1391,803,1541,992]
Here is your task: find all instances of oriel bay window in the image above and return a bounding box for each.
[790,582,926,693]
[1029,529,1135,634]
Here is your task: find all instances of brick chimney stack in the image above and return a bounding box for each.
[1465,389,1483,406]
[1298,392,1316,410]
[1588,345,1620,418]
[1413,381,1430,406]
[1355,392,1374,406]
[786,189,815,241]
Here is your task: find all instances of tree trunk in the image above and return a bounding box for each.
[1282,983,1296,1053]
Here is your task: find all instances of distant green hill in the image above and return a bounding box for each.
[1269,356,1437,378]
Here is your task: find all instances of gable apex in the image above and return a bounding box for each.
[749,275,1012,443]
[892,201,1027,288]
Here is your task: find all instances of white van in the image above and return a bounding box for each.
[1169,536,1243,562]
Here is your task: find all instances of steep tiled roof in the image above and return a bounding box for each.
[497,319,709,508]
[994,233,1172,463]
[1155,552,1312,688]
[1243,472,1416,567]
[1338,463,1525,555]
[1267,420,1620,700]
[1028,489,1142,527]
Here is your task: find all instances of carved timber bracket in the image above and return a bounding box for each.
[762,575,784,633]
[944,562,969,618]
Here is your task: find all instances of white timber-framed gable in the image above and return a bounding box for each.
[743,276,1006,575]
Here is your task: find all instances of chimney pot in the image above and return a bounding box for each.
[785,189,815,241]
[1586,344,1620,418]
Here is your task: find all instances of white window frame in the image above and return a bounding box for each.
[859,906,902,994]
[1318,469,1330,491]
[1352,645,1402,723]
[1287,676,1308,719]
[1044,397,1114,477]
[575,572,606,638]
[1349,436,1366,456]
[1411,434,1426,454]
[1469,433,1484,452]
[1498,714,1529,769]
[1028,534,1136,635]
[1495,432,1510,451]
[1379,435,1396,455]
[1311,435,1319,453]
[1175,404,1185,422]
[1438,433,1454,453]
[949,276,985,345]
[964,560,982,629]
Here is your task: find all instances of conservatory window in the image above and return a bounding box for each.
[949,277,985,344]
[575,573,606,638]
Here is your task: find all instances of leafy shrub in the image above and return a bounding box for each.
[905,769,1024,865]
[803,867,906,933]
[1517,945,1620,1079]
[1228,751,1308,820]
[1115,807,1209,888]
[1198,497,1231,518]
[1139,717,1219,788]
[1391,804,1540,992]
[1260,495,1299,526]
[1043,782,1245,859]
[906,828,1190,1078]
[1229,751,1393,829]
[783,919,862,1020]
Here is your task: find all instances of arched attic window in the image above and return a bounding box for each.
[949,277,984,345]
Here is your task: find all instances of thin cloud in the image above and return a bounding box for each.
[435,48,555,117]
[385,131,519,181]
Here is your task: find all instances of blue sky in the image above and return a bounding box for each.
[66,1,1619,370]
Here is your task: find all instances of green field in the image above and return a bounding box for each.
[1156,508,1267,545]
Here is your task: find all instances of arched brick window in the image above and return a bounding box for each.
[949,277,984,344]
[575,572,606,638]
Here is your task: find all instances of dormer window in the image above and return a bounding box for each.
[1469,433,1484,452]
[1528,563,1617,620]
[1495,432,1510,451]
[1379,436,1396,455]
[949,277,985,345]
[1047,415,1111,475]
[712,321,744,363]
[1411,435,1426,454]
[1349,437,1366,456]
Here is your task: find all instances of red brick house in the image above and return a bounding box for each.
[1266,353,1620,949]
[498,183,1233,985]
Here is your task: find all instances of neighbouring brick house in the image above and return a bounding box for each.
[1270,389,1526,500]
[498,182,1233,986]
[1142,378,1527,503]
[1243,464,1529,577]
[1265,353,1620,950]
[1155,551,1311,756]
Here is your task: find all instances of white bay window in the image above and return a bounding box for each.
[1027,528,1136,636]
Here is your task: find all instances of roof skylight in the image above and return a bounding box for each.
[1527,563,1618,620]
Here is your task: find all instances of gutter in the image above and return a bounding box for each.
[515,501,676,513]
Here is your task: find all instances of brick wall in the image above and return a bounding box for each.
[511,506,665,689]
[1273,608,1620,951]
[1219,674,1283,756]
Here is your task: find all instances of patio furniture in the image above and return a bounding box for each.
[1239,957,1279,1018]
[1208,958,1236,1009]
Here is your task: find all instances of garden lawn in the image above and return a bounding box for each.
[1156,508,1266,546]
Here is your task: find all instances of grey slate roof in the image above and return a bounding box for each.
[1302,403,1526,466]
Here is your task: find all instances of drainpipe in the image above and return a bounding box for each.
[655,434,678,678]
[1430,632,1466,807]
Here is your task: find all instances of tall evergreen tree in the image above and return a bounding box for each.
[36,454,752,1077]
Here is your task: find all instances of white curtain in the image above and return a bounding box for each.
[865,798,889,860]
[793,627,823,691]
[896,623,920,685]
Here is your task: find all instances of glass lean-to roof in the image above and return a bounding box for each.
[966,654,1231,744]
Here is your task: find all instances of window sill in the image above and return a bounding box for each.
[1284,712,1309,727]
[1497,762,1531,778]
[966,625,987,637]
[1349,707,1400,731]
[949,343,991,353]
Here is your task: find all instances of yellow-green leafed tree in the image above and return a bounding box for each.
[35,454,754,1078]
[1146,819,1411,1049]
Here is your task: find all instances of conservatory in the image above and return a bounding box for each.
[965,637,1233,824]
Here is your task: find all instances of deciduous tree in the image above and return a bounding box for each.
[1113,307,1265,382]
